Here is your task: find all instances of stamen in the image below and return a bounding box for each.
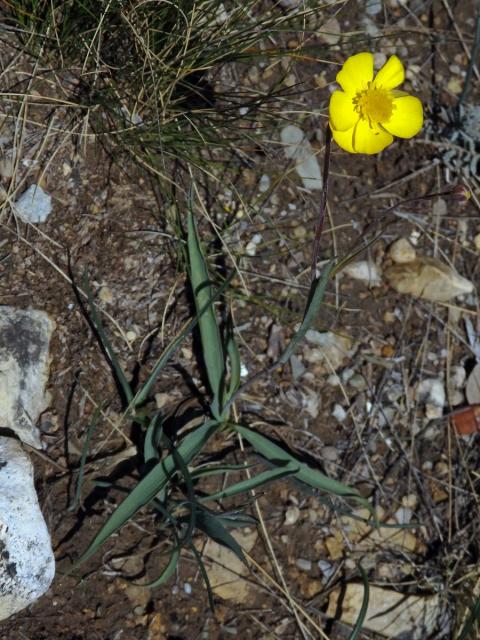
[352,85,395,125]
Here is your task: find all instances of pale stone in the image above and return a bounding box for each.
[385,257,474,302]
[327,584,442,639]
[416,379,446,414]
[0,307,55,448]
[0,438,55,621]
[13,185,52,224]
[388,238,416,264]
[280,125,322,191]
[340,260,382,286]
[199,529,257,603]
[318,18,341,45]
[304,330,354,373]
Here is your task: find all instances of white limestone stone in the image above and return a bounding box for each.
[0,437,55,620]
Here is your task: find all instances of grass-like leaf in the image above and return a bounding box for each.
[77,420,219,565]
[232,424,369,508]
[142,547,180,589]
[201,464,298,503]
[143,412,163,464]
[84,272,134,405]
[347,564,370,640]
[68,403,104,512]
[279,260,334,365]
[195,508,246,565]
[187,210,226,418]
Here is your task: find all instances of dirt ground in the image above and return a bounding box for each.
[0,1,479,639]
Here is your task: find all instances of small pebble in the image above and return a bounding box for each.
[258,174,270,193]
[284,505,300,526]
[394,506,413,525]
[332,403,347,422]
[388,238,416,264]
[317,560,335,579]
[321,446,338,462]
[296,558,312,572]
[349,374,367,391]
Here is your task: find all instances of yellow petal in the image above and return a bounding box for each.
[330,124,356,153]
[374,55,405,89]
[352,119,393,154]
[329,91,357,131]
[336,52,374,94]
[384,95,423,138]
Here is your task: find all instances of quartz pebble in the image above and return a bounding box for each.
[13,184,52,223]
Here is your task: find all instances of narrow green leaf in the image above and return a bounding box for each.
[187,211,225,417]
[191,463,256,479]
[347,564,370,640]
[142,548,180,588]
[195,508,246,565]
[144,412,163,464]
[279,260,334,364]
[232,424,368,507]
[84,272,134,404]
[68,404,103,511]
[201,464,298,503]
[190,542,215,611]
[213,511,257,528]
[77,420,219,565]
[458,594,480,640]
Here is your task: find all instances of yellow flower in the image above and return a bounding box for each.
[329,52,423,154]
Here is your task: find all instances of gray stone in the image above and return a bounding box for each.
[0,307,55,448]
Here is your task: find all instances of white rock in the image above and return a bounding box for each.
[416,378,446,417]
[0,307,55,448]
[280,125,322,191]
[0,437,55,621]
[340,260,382,286]
[258,174,271,193]
[394,506,413,525]
[388,238,417,264]
[13,185,52,224]
[332,403,347,422]
[474,233,480,251]
[304,330,354,372]
[284,505,300,526]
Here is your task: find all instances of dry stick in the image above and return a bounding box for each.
[310,125,332,282]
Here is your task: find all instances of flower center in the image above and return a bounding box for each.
[353,83,394,125]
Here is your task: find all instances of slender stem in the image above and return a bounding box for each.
[310,124,332,281]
